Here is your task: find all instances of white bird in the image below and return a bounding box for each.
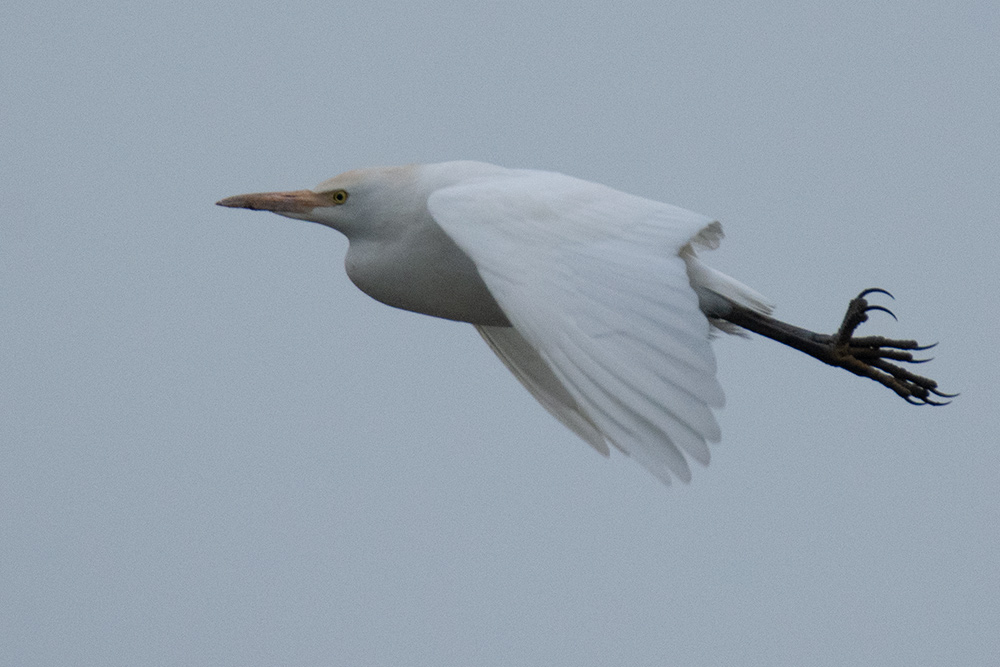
[218,161,948,484]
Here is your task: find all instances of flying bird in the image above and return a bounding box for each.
[217,161,949,484]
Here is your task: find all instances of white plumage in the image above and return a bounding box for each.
[218,161,945,484]
[424,165,770,483]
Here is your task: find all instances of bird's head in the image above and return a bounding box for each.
[215,162,511,326]
[216,165,423,238]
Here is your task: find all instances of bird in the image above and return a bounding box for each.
[217,161,950,484]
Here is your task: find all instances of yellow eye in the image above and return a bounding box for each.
[327,189,349,205]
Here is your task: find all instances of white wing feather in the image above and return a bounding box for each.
[428,171,726,484]
[476,325,610,456]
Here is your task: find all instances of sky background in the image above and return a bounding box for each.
[2,1,998,665]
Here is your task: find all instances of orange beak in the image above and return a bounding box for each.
[216,189,331,214]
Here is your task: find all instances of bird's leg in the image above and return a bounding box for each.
[717,288,954,405]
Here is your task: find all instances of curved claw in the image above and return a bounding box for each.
[902,392,951,406]
[864,304,898,321]
[924,397,953,406]
[913,342,939,352]
[859,287,895,300]
[909,357,934,364]
[930,388,960,399]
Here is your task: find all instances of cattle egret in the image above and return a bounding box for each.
[218,162,949,484]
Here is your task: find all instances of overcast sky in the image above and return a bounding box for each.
[3,1,998,665]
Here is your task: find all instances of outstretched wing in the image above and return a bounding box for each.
[428,171,725,484]
[475,324,611,456]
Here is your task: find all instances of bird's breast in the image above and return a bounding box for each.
[343,230,511,327]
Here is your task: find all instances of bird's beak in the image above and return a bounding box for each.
[216,189,331,214]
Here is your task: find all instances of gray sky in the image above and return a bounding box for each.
[3,1,998,665]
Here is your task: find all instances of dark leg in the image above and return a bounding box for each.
[718,288,954,405]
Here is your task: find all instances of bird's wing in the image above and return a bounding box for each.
[429,171,724,484]
[475,324,610,456]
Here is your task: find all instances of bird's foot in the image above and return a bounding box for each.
[827,288,954,405]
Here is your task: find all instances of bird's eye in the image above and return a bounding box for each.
[326,189,349,205]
